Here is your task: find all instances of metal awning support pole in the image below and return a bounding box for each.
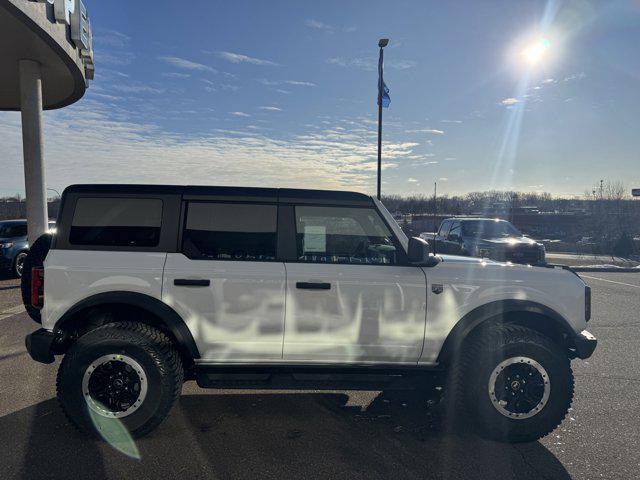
[19,60,48,244]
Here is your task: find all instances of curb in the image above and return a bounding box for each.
[568,267,640,273]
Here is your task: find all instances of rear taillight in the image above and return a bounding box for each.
[585,286,591,322]
[31,267,44,309]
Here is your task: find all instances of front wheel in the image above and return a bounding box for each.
[57,322,184,438]
[13,251,28,278]
[447,324,574,443]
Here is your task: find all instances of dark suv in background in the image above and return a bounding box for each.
[429,217,546,265]
[0,219,55,278]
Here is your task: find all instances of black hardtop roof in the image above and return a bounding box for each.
[63,184,373,206]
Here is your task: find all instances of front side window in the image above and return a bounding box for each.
[448,223,461,239]
[438,220,451,237]
[182,202,277,261]
[70,197,163,247]
[295,206,397,265]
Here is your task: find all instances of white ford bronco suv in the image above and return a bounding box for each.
[23,184,596,442]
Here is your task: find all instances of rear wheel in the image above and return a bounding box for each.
[447,324,573,443]
[57,322,184,438]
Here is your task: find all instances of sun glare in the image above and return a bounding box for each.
[521,37,551,66]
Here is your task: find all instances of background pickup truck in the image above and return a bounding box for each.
[422,217,546,265]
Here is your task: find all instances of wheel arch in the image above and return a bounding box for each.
[54,291,200,365]
[437,300,575,366]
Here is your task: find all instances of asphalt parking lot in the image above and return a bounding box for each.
[0,272,638,480]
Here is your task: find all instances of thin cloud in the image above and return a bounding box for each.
[97,51,135,66]
[285,80,316,87]
[217,51,279,66]
[259,106,282,111]
[407,128,444,135]
[88,92,123,102]
[564,72,586,82]
[304,19,356,33]
[440,119,462,124]
[162,72,191,79]
[501,97,519,106]
[0,105,421,194]
[93,28,130,47]
[158,56,216,72]
[112,84,164,94]
[229,111,251,117]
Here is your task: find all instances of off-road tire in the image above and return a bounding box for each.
[445,324,574,443]
[20,233,52,323]
[57,322,184,438]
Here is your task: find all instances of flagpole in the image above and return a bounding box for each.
[377,51,383,200]
[377,38,389,200]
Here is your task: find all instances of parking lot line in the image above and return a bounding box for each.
[581,275,640,289]
[0,304,25,320]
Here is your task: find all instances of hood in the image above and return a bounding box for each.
[438,254,499,265]
[475,236,538,247]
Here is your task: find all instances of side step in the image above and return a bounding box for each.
[195,366,443,391]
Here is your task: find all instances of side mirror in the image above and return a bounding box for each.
[408,236,439,266]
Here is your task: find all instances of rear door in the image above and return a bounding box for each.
[162,201,286,362]
[282,205,427,365]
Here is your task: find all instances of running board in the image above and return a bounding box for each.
[195,366,443,391]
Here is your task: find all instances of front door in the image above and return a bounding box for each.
[163,201,286,362]
[283,205,427,364]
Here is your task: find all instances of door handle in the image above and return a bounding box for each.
[174,278,210,287]
[296,282,331,290]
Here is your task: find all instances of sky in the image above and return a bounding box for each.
[1,0,640,198]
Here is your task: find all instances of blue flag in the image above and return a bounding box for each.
[378,51,390,108]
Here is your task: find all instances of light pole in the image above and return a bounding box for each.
[377,38,389,200]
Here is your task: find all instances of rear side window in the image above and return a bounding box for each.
[182,202,277,261]
[70,197,163,247]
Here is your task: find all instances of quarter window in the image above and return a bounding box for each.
[182,202,277,261]
[294,206,397,265]
[69,197,163,247]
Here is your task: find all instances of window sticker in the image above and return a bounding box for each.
[303,225,326,253]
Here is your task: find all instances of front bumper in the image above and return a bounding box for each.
[0,254,12,271]
[25,329,56,364]
[569,330,597,359]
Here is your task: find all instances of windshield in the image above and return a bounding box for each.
[462,221,521,238]
[0,223,26,238]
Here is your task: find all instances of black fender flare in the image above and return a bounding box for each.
[437,299,574,364]
[55,291,201,361]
